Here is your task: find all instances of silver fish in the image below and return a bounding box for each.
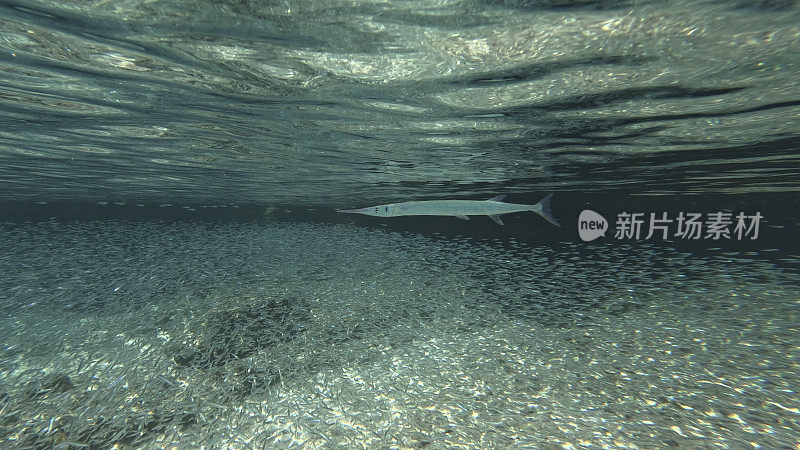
[338,193,560,226]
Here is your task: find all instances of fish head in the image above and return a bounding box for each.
[337,203,398,217]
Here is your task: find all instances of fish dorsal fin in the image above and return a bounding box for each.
[488,215,504,225]
[488,194,507,202]
[455,215,470,220]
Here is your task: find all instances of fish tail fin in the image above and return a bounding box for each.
[531,193,560,227]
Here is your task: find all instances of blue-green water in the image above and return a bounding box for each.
[1,0,799,203]
[1,0,799,448]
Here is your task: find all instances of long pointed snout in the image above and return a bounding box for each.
[337,208,370,214]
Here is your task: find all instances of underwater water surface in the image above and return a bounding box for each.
[1,0,799,448]
[0,0,798,203]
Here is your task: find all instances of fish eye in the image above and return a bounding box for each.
[374,207,379,212]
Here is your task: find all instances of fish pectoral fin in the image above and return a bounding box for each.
[488,215,504,225]
[455,215,470,220]
[488,194,507,202]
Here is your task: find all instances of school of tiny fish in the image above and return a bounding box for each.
[0,220,798,448]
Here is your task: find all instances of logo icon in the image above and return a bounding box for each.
[578,210,608,242]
